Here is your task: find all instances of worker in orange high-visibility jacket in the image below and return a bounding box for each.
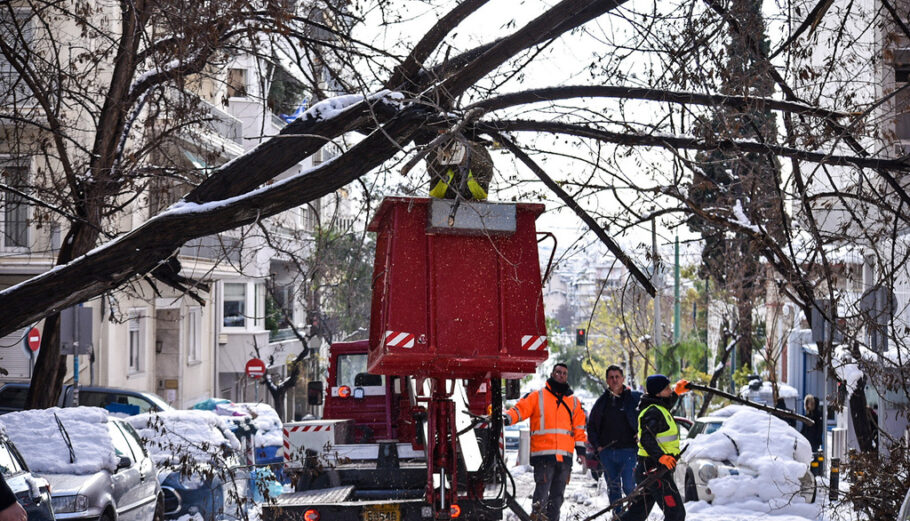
[504,363,587,521]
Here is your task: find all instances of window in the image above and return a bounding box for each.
[0,9,36,106]
[128,310,144,373]
[226,68,247,98]
[223,282,246,327]
[1,165,28,248]
[187,306,201,362]
[336,354,384,387]
[118,422,148,460]
[108,423,135,464]
[80,391,157,415]
[337,354,367,387]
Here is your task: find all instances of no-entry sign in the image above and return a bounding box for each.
[245,358,266,379]
[26,328,40,352]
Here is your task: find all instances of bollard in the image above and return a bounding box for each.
[829,457,840,501]
[518,429,530,466]
[810,451,823,477]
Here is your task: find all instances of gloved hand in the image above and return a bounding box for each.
[502,414,511,426]
[674,379,690,395]
[658,454,677,470]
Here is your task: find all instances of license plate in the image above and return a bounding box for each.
[362,504,400,521]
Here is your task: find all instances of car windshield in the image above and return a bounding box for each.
[687,419,725,439]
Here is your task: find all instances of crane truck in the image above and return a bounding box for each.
[262,197,551,521]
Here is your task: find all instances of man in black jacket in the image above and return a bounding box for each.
[0,474,26,521]
[618,374,688,521]
[587,365,642,510]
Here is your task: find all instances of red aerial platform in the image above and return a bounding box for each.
[367,197,549,379]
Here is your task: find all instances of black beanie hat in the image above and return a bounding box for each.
[646,374,670,396]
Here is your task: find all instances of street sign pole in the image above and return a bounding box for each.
[73,310,80,407]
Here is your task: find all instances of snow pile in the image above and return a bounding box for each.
[685,407,815,510]
[0,407,118,474]
[126,410,240,467]
[832,345,864,393]
[213,402,284,447]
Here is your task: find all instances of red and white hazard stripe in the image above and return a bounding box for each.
[283,424,333,460]
[384,330,415,348]
[521,335,547,351]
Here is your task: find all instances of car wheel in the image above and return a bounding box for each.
[99,509,114,521]
[684,472,698,502]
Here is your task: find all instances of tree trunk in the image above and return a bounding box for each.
[736,296,753,370]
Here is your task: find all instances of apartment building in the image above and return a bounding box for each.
[0,1,354,417]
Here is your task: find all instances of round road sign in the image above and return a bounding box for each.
[245,358,266,379]
[26,328,40,352]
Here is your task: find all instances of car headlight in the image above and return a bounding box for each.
[52,495,88,513]
[697,463,718,482]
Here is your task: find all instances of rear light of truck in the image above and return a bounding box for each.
[338,386,351,398]
[303,509,319,521]
[450,504,462,518]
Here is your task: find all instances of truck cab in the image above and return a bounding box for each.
[323,340,404,443]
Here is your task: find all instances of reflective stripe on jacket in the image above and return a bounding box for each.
[506,384,587,461]
[637,403,680,457]
[429,168,488,200]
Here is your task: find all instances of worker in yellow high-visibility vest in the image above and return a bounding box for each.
[427,140,493,200]
[618,374,690,521]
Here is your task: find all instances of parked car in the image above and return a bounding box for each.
[194,400,287,484]
[126,410,248,521]
[0,383,173,416]
[0,430,54,521]
[503,423,525,452]
[674,407,816,504]
[0,407,164,521]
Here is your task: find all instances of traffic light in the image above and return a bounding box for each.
[576,328,586,346]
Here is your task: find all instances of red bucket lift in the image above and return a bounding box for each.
[367,197,549,519]
[367,197,549,379]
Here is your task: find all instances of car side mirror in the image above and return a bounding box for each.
[116,456,131,470]
[307,381,324,406]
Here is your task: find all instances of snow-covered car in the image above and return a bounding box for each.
[0,429,54,521]
[200,401,286,484]
[126,410,249,521]
[674,406,816,506]
[0,407,163,521]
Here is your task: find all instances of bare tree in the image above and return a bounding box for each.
[0,6,909,506]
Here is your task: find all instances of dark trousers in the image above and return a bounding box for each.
[617,457,685,521]
[531,457,573,521]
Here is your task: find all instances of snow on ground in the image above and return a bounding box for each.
[504,455,854,521]
[502,406,861,521]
